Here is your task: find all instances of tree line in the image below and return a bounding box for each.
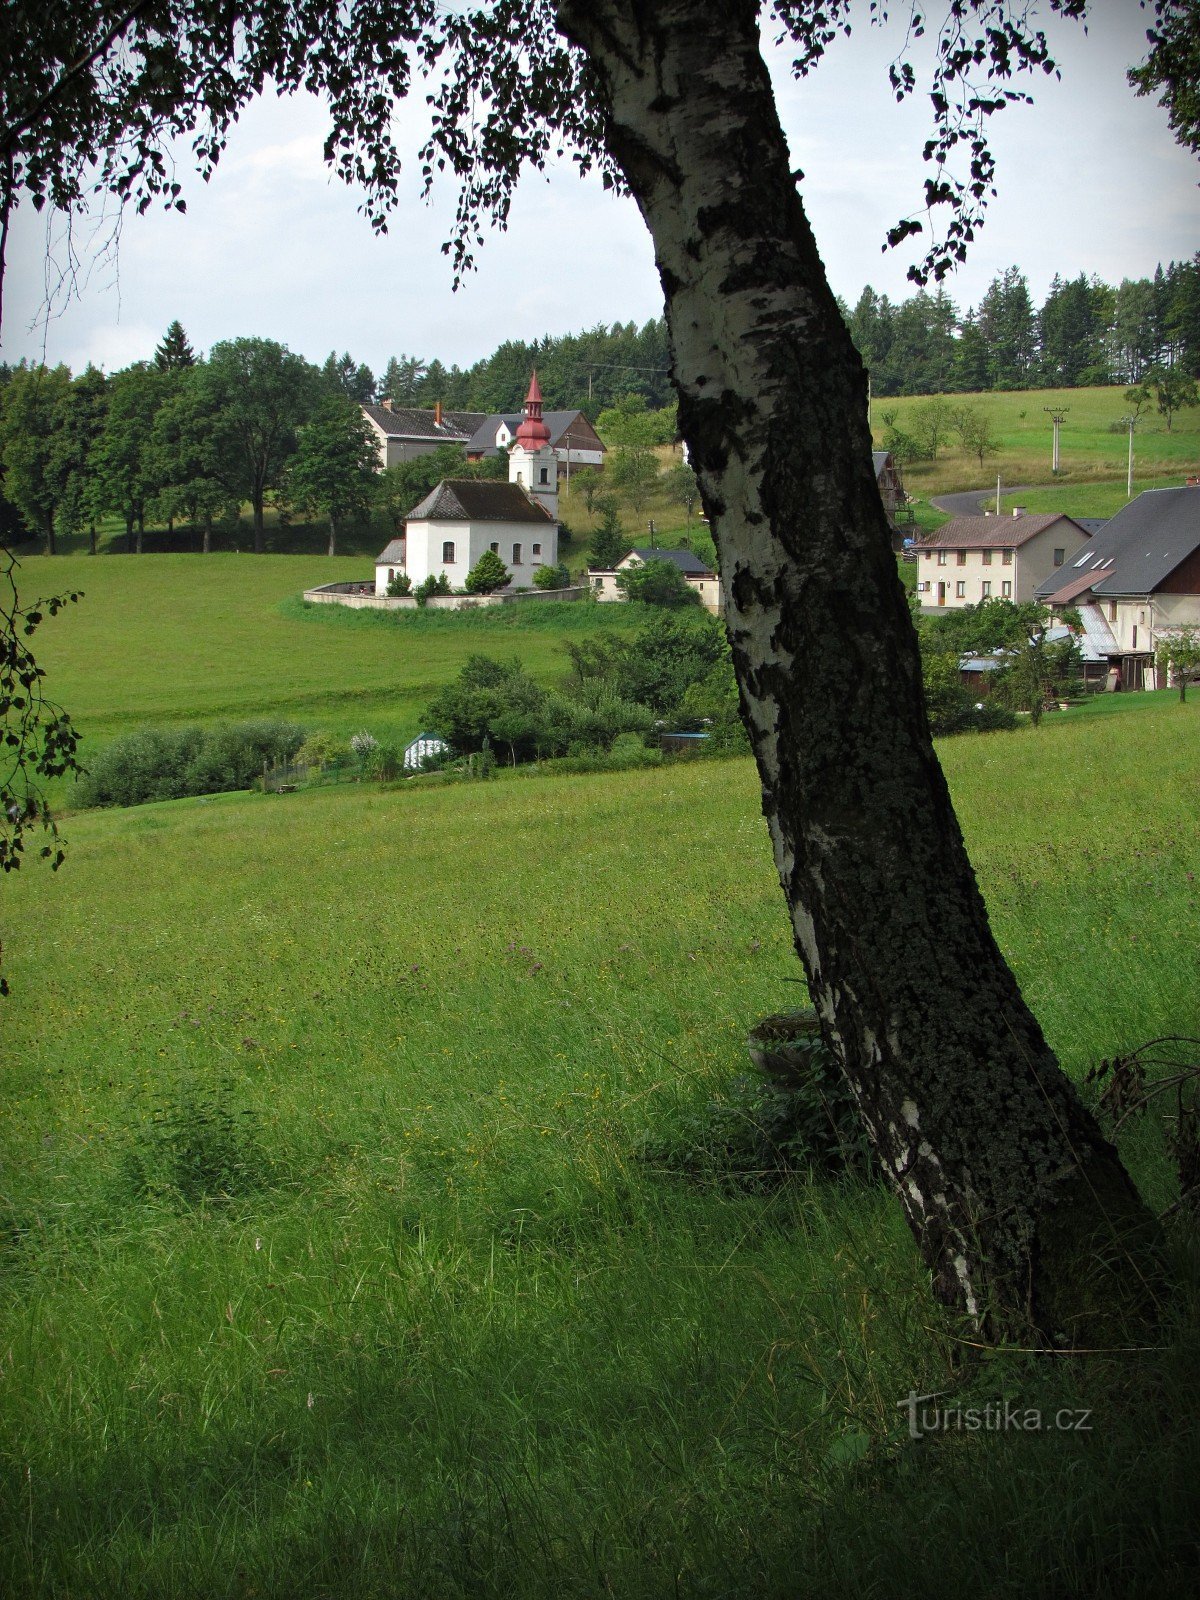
[843,257,1200,397]
[0,325,403,558]
[301,257,1200,418]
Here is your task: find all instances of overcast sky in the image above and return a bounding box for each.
[2,1,1197,381]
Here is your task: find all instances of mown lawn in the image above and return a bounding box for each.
[1,698,1198,1597]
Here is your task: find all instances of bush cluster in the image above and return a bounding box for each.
[424,612,748,767]
[76,718,306,808]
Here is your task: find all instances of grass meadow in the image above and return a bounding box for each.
[17,554,652,780]
[2,691,1199,1596]
[873,384,1200,504]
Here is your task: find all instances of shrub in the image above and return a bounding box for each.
[616,558,699,608]
[76,719,306,808]
[363,742,400,781]
[386,571,412,596]
[464,549,512,594]
[295,730,351,772]
[533,561,571,590]
[415,572,452,605]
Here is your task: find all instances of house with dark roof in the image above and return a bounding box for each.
[1035,484,1200,688]
[374,479,557,595]
[589,546,721,612]
[466,409,606,472]
[361,401,488,468]
[911,511,1091,610]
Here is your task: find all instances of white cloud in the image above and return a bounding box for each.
[1,6,1195,380]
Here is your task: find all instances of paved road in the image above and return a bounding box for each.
[931,485,1040,517]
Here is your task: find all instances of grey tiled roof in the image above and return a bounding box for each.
[405,479,554,524]
[466,411,603,455]
[362,404,487,441]
[1036,486,1200,599]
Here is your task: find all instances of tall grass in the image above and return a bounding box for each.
[2,702,1198,1595]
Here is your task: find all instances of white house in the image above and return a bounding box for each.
[912,511,1091,609]
[1036,482,1200,689]
[466,406,606,474]
[374,374,562,595]
[589,546,721,612]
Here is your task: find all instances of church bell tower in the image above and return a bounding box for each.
[508,370,559,519]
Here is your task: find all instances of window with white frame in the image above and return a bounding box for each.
[955,581,966,598]
[1002,580,1012,598]
[937,550,948,566]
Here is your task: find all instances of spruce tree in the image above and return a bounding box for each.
[153,321,197,372]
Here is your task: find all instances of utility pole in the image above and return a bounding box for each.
[1043,406,1069,475]
[1121,415,1137,499]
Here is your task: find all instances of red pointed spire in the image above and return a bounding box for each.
[515,369,551,450]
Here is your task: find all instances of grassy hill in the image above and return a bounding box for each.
[873,384,1200,507]
[1,693,1198,1596]
[18,553,657,774]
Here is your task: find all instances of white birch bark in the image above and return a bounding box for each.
[556,0,1159,1336]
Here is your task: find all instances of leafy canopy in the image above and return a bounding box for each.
[0,0,1113,303]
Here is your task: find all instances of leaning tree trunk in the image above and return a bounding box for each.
[557,0,1161,1340]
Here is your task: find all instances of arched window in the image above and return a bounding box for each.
[539,467,549,484]
[512,544,522,564]
[442,541,456,563]
[489,541,499,554]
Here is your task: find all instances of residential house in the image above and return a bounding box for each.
[589,546,720,612]
[1036,483,1200,688]
[466,407,606,474]
[912,511,1091,609]
[361,401,488,469]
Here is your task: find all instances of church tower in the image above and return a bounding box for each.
[508,371,559,519]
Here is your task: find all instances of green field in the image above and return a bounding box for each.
[2,661,1199,1593]
[17,554,658,772]
[874,384,1200,501]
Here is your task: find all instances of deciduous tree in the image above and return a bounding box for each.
[202,339,322,551]
[286,395,379,556]
[1,0,1184,1337]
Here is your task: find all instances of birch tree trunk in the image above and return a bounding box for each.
[556,0,1161,1339]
